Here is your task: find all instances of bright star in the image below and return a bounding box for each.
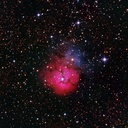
[64,113,66,116]
[61,77,64,81]
[71,58,74,61]
[50,35,53,38]
[76,21,80,25]
[37,13,41,17]
[102,57,108,62]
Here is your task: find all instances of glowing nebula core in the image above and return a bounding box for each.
[39,56,80,96]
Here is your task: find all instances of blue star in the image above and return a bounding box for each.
[102,57,108,62]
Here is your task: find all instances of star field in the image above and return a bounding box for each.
[1,0,128,128]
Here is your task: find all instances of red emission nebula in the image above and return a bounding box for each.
[39,56,80,96]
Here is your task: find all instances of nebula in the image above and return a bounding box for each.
[39,56,80,96]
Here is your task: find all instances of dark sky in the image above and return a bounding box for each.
[0,0,128,128]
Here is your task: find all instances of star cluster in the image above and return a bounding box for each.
[1,0,128,128]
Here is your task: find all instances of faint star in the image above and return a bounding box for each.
[76,121,79,123]
[85,40,87,42]
[13,60,16,63]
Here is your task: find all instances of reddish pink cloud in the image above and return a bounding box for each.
[39,57,80,96]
